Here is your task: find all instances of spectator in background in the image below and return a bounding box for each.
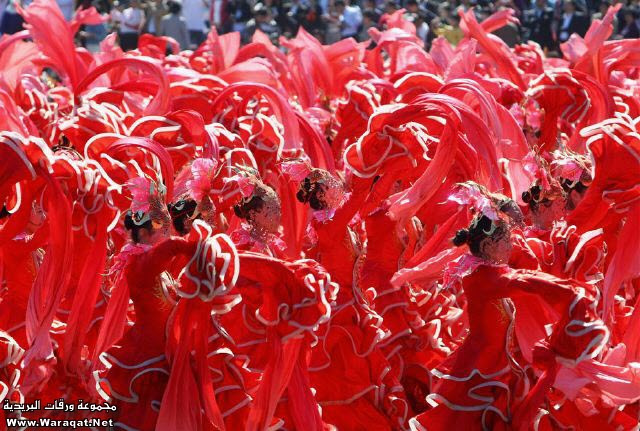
[618,7,640,38]
[183,0,208,46]
[261,0,281,22]
[524,0,555,51]
[144,0,167,35]
[405,0,421,15]
[119,0,145,51]
[361,0,381,23]
[437,2,454,25]
[556,0,589,43]
[435,11,464,45]
[78,0,109,51]
[243,2,279,43]
[57,0,74,21]
[423,1,438,22]
[323,1,343,44]
[358,8,378,41]
[271,0,291,33]
[335,0,362,39]
[160,0,190,50]
[209,0,229,32]
[0,0,26,35]
[109,0,125,33]
[384,0,399,16]
[414,11,430,47]
[227,0,252,34]
[425,15,439,50]
[290,0,324,37]
[552,0,588,25]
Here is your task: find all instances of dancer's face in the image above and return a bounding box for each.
[532,197,565,230]
[236,182,281,236]
[137,223,166,245]
[250,190,281,235]
[479,221,513,264]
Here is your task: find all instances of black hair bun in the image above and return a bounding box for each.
[168,199,198,235]
[560,177,589,195]
[296,176,329,210]
[123,210,153,243]
[168,199,197,218]
[296,178,311,204]
[124,210,135,230]
[233,202,247,219]
[452,229,470,246]
[234,195,264,220]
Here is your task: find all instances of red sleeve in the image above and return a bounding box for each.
[502,269,578,309]
[509,240,540,271]
[238,253,293,285]
[495,268,605,362]
[476,266,578,313]
[142,237,195,274]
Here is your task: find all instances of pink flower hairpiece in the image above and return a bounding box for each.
[127,175,167,215]
[448,183,499,221]
[551,158,583,182]
[523,152,552,191]
[280,159,312,182]
[313,208,337,222]
[550,151,590,183]
[187,158,218,201]
[223,173,256,198]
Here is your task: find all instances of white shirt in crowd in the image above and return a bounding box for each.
[559,12,573,41]
[318,0,329,14]
[0,0,8,20]
[183,0,208,31]
[110,8,123,27]
[211,0,224,27]
[148,16,156,33]
[340,4,362,37]
[416,21,429,42]
[120,7,144,34]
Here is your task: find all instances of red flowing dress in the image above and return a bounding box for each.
[94,237,193,430]
[410,256,607,431]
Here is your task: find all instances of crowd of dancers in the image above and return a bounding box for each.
[0,0,639,430]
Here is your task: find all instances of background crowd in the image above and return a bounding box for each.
[0,0,638,54]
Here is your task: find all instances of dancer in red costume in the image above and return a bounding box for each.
[157,221,252,431]
[410,202,608,431]
[289,165,411,430]
[232,253,336,431]
[514,158,607,285]
[93,180,197,430]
